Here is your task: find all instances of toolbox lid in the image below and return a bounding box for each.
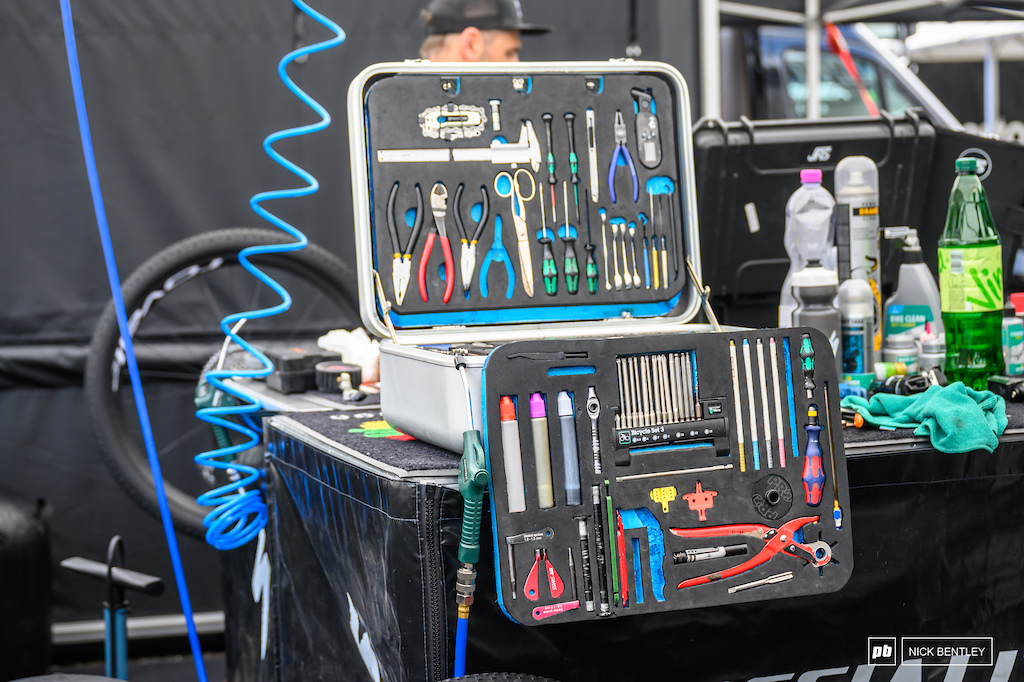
[347,60,704,346]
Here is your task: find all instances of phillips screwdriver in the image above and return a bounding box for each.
[802,404,825,506]
[564,112,581,223]
[800,332,816,399]
[542,113,557,224]
[561,181,579,294]
[584,196,598,294]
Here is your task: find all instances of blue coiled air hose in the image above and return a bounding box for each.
[193,0,345,552]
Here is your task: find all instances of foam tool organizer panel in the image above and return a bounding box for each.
[353,64,691,327]
[482,329,853,625]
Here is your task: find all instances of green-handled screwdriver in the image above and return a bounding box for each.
[538,185,558,296]
[564,112,581,223]
[584,195,598,293]
[561,181,579,294]
[800,333,816,399]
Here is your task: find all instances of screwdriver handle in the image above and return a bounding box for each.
[563,238,579,294]
[800,333,816,397]
[802,406,824,506]
[585,244,598,294]
[564,112,580,184]
[643,238,651,288]
[542,113,556,186]
[541,238,558,295]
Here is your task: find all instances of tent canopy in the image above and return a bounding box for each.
[717,0,1024,25]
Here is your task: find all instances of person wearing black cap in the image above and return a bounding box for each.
[419,0,550,62]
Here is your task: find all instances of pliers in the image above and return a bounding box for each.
[452,183,490,296]
[386,182,424,306]
[478,213,515,299]
[419,182,455,304]
[670,516,833,589]
[607,110,639,204]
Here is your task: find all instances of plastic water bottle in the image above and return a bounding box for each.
[938,157,1004,389]
[792,263,841,375]
[835,156,881,350]
[780,169,836,327]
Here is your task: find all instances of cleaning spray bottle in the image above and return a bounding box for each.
[835,156,881,351]
[780,169,836,327]
[882,226,943,343]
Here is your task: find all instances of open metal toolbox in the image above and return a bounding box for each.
[345,61,852,624]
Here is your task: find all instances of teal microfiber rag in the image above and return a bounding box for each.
[840,382,1007,453]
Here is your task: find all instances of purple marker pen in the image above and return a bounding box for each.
[530,392,555,509]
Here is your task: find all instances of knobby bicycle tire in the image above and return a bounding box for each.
[84,228,360,538]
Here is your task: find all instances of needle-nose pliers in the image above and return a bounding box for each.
[386,182,424,306]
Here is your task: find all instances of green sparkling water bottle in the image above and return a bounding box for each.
[938,157,1004,389]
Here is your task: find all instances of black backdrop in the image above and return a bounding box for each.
[0,0,699,628]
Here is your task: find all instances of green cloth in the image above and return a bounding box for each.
[840,382,1007,453]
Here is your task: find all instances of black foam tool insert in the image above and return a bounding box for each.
[481,328,854,625]
[362,71,690,322]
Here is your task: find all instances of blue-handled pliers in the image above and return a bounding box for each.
[479,213,515,299]
[608,110,639,204]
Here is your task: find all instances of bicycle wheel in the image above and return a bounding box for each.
[84,228,360,538]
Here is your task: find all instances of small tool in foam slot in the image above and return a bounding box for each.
[574,516,595,612]
[727,571,794,594]
[671,516,832,589]
[615,463,733,483]
[769,338,787,468]
[524,549,543,601]
[417,103,486,140]
[530,393,555,509]
[615,510,628,607]
[823,382,842,529]
[755,339,774,469]
[418,182,455,304]
[618,507,666,602]
[452,183,490,296]
[650,486,676,513]
[505,527,554,601]
[591,486,611,616]
[682,481,717,522]
[802,404,825,507]
[499,396,527,513]
[493,167,537,298]
[742,340,761,471]
[385,181,424,306]
[557,391,582,506]
[729,341,746,473]
[631,88,661,169]
[673,544,747,564]
[586,387,602,474]
[751,474,793,520]
[532,599,580,621]
[543,549,564,598]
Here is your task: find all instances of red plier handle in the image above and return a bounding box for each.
[417,231,455,304]
[670,516,828,589]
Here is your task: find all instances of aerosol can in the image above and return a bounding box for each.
[838,278,875,388]
[835,156,881,350]
[882,227,943,343]
[780,169,836,327]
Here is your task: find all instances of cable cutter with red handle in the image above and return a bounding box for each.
[669,516,833,589]
[418,181,455,304]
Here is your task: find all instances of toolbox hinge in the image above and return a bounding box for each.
[372,269,400,344]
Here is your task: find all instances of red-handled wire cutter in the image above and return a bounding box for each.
[669,516,832,589]
[419,182,455,303]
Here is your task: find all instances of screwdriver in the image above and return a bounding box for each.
[561,181,579,294]
[538,187,557,296]
[802,403,825,506]
[584,196,598,294]
[542,113,557,224]
[800,333,816,399]
[564,112,581,223]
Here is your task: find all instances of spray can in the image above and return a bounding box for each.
[792,263,841,375]
[838,278,874,389]
[835,156,881,350]
[780,169,836,327]
[1001,302,1024,376]
[918,333,946,372]
[882,227,943,344]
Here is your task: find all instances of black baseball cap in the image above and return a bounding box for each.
[422,0,552,36]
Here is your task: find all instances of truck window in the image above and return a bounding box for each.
[782,48,915,118]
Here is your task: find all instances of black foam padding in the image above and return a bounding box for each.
[284,409,459,475]
[362,71,690,320]
[482,328,854,625]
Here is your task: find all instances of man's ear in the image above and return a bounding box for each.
[458,27,485,61]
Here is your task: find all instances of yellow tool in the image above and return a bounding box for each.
[649,486,677,513]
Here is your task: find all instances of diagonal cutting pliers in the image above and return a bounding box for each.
[608,110,639,204]
[419,182,455,304]
[386,181,424,306]
[670,516,833,589]
[453,183,490,296]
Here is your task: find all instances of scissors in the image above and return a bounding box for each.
[493,168,536,298]
[478,214,515,299]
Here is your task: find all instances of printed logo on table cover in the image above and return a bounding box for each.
[348,419,415,441]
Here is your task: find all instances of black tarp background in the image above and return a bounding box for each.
[0,0,695,628]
